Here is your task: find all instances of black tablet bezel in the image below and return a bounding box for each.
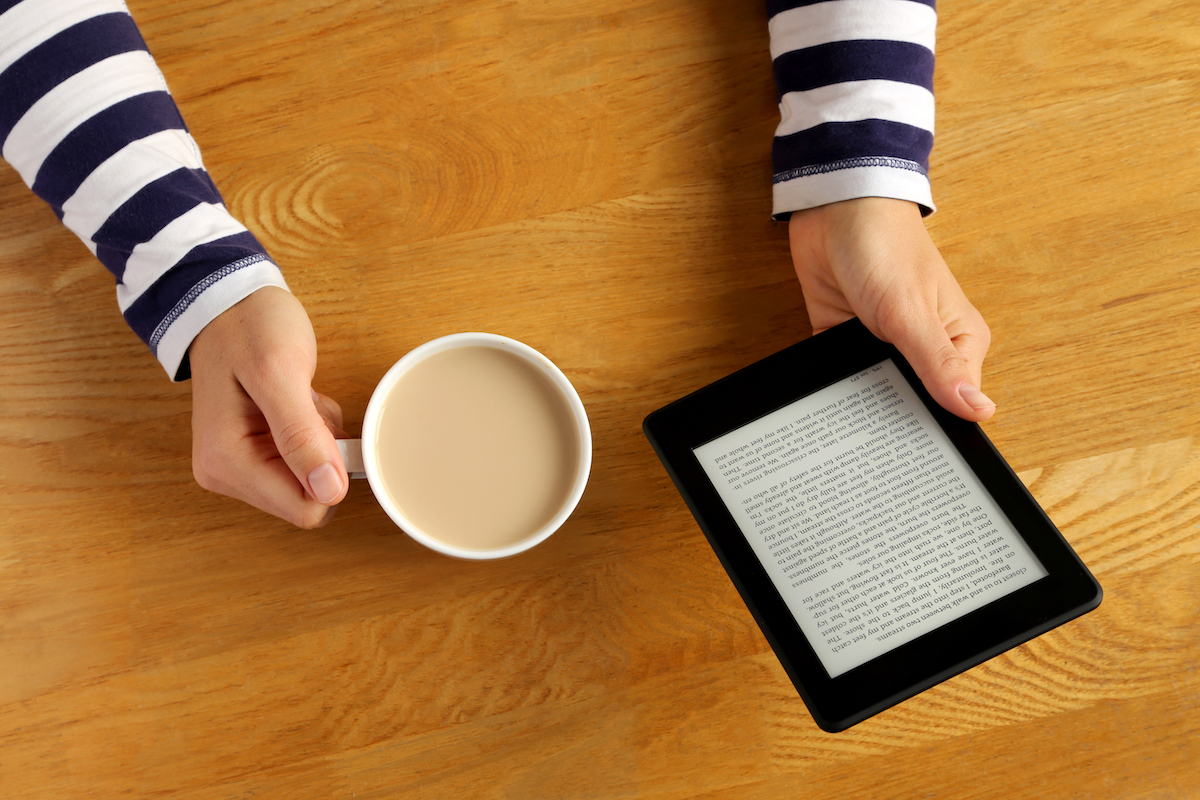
[643,319,1102,732]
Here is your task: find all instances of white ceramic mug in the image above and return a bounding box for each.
[337,333,592,559]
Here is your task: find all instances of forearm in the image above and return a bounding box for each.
[767,0,937,219]
[0,0,286,380]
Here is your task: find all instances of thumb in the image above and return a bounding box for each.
[884,310,995,423]
[254,378,349,506]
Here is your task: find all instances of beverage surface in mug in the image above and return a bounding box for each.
[373,346,580,550]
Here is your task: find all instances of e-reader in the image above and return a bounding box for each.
[643,318,1102,732]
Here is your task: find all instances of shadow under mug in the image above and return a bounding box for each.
[336,333,592,559]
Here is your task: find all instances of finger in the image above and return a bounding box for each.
[315,395,349,438]
[193,427,340,529]
[235,447,341,529]
[883,306,995,423]
[312,390,349,437]
[249,374,349,508]
[312,389,344,429]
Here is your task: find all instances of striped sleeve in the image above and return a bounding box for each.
[0,0,289,380]
[767,0,937,220]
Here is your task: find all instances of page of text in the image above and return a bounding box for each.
[693,360,1047,677]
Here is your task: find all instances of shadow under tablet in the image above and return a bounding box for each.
[643,318,1102,732]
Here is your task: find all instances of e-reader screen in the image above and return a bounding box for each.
[691,358,1048,678]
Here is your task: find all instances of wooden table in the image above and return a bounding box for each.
[2,0,1197,796]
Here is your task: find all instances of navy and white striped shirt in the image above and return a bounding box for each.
[3,0,936,376]
[1,0,287,380]
[768,0,937,219]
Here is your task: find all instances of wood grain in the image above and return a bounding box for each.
[2,0,1198,797]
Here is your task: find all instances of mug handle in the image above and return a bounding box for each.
[336,439,367,480]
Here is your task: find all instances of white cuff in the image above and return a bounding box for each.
[152,256,290,381]
[773,163,935,219]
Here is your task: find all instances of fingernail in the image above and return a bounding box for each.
[308,462,343,505]
[959,383,996,410]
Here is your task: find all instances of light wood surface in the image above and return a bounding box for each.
[2,0,1198,796]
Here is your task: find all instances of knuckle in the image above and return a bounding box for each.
[273,419,322,462]
[910,342,968,389]
[192,467,219,494]
[315,392,342,418]
[976,318,993,350]
[192,448,227,494]
[324,399,345,429]
[934,343,968,373]
[293,504,334,530]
